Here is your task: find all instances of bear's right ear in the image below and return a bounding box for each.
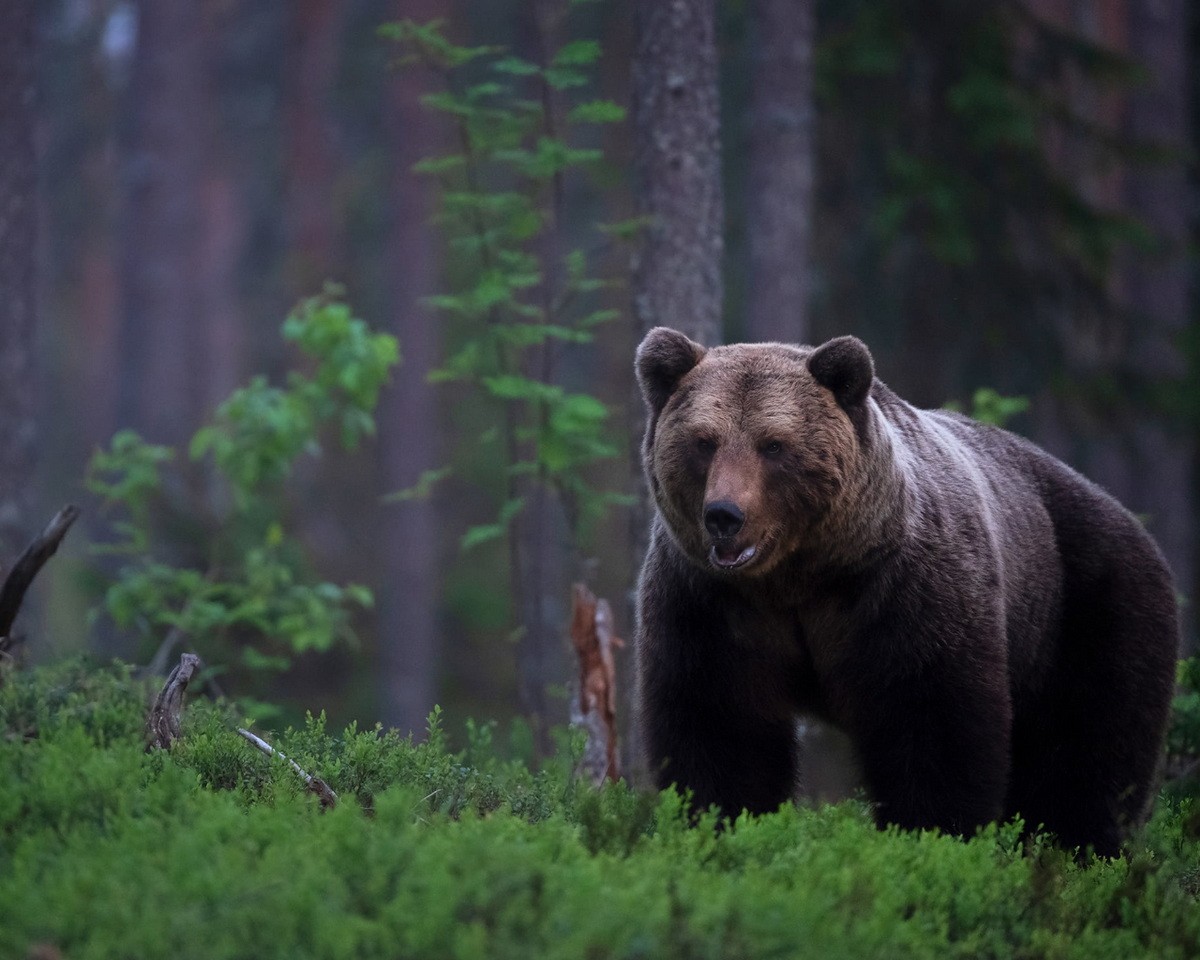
[636,327,707,417]
[808,336,874,410]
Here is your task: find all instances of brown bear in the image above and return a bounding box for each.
[634,326,1180,857]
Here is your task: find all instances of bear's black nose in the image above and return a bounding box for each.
[704,501,745,539]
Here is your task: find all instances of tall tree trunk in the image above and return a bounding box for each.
[1120,0,1192,631]
[379,0,443,735]
[284,0,344,294]
[1030,0,1193,637]
[745,0,815,345]
[0,0,37,562]
[629,0,723,776]
[631,0,724,347]
[116,0,210,446]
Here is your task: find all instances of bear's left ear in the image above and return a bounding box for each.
[808,336,874,410]
[636,327,707,417]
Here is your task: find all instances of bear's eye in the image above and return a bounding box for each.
[761,440,784,458]
[695,437,717,456]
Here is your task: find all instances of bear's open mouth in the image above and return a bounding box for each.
[709,543,757,570]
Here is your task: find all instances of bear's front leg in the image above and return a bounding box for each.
[845,664,1012,836]
[637,556,799,819]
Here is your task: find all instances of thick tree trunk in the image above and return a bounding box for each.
[745,0,815,345]
[631,0,723,347]
[379,0,444,735]
[629,0,723,777]
[1119,0,1192,632]
[284,0,344,294]
[1028,0,1193,640]
[0,0,38,561]
[116,0,210,446]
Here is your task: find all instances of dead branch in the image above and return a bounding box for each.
[236,727,338,809]
[569,582,625,786]
[146,653,203,750]
[0,504,81,651]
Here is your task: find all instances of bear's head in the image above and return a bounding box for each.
[636,327,875,577]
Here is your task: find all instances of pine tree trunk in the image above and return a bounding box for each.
[116,0,210,446]
[629,0,724,776]
[1120,0,1193,633]
[632,0,723,347]
[0,0,38,561]
[284,0,344,293]
[745,0,814,345]
[379,0,444,735]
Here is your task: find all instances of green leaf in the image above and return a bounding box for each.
[385,466,454,502]
[242,648,292,672]
[493,55,541,76]
[543,67,589,91]
[568,100,625,124]
[461,498,525,552]
[552,40,601,67]
[412,154,467,175]
[481,376,564,403]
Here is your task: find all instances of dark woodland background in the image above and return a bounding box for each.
[0,0,1195,740]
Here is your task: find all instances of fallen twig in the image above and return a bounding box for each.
[0,504,81,651]
[236,727,338,809]
[146,653,203,750]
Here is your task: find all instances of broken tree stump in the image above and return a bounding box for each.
[569,582,625,786]
[146,652,203,750]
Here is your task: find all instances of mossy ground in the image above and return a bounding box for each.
[2,659,1199,959]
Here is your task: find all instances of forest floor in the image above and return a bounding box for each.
[3,657,1200,960]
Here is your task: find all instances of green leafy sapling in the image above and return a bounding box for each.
[381,15,632,557]
[87,290,398,676]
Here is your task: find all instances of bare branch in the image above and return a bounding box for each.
[0,504,81,650]
[236,727,338,809]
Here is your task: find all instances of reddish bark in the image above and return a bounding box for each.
[569,583,624,784]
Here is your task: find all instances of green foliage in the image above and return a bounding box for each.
[86,291,398,674]
[1168,657,1200,771]
[382,14,627,558]
[5,658,1200,959]
[946,388,1031,428]
[813,0,1164,400]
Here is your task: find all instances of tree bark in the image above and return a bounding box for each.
[631,0,724,347]
[745,0,815,345]
[284,0,345,294]
[0,0,38,561]
[1119,0,1192,631]
[1029,0,1193,636]
[116,0,211,446]
[629,0,723,778]
[379,0,444,735]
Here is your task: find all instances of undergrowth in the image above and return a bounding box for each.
[3,659,1200,959]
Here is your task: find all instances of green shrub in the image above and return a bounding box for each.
[3,659,1200,960]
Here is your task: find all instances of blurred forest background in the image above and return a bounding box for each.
[1,0,1196,743]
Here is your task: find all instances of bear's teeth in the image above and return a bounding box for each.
[712,544,756,568]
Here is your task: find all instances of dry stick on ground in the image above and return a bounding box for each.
[146,652,203,750]
[0,504,81,653]
[569,582,625,786]
[236,728,338,810]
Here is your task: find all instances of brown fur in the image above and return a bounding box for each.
[634,327,1180,856]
